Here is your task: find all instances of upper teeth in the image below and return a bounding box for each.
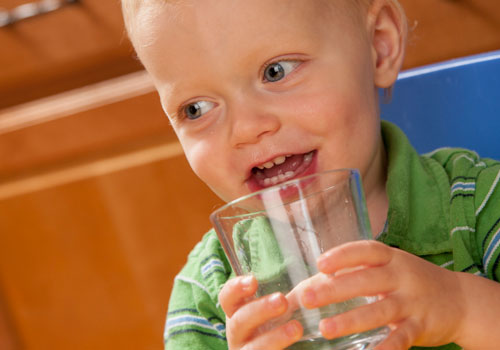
[257,155,289,170]
[260,151,314,187]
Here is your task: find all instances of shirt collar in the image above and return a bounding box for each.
[377,121,452,255]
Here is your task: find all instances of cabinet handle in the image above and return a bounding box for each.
[0,0,79,27]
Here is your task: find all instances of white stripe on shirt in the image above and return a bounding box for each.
[476,169,500,216]
[450,226,475,236]
[452,154,486,168]
[175,275,212,298]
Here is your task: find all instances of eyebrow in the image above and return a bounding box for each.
[167,111,182,126]
[162,102,182,126]
[158,83,184,118]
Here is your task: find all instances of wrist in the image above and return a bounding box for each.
[452,272,472,347]
[453,272,500,349]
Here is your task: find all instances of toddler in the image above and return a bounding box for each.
[121,0,500,349]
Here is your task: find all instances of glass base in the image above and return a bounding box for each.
[287,326,390,350]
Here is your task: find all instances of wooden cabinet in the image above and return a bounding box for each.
[0,0,499,349]
[0,0,142,110]
[0,73,222,349]
[400,0,500,68]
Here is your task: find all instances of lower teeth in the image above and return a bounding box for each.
[262,151,314,186]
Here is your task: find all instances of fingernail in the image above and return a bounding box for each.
[241,276,253,290]
[317,257,328,271]
[285,321,299,338]
[320,319,336,338]
[303,289,316,307]
[269,293,283,309]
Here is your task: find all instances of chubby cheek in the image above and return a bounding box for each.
[287,82,379,169]
[287,87,365,138]
[181,138,236,202]
[183,140,216,181]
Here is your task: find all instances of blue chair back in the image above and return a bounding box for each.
[380,50,500,160]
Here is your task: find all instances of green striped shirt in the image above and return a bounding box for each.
[164,121,500,350]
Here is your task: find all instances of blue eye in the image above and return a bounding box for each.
[263,60,300,82]
[184,101,215,120]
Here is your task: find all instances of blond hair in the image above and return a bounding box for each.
[121,0,166,40]
[121,0,140,36]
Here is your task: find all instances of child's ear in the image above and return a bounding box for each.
[367,0,407,88]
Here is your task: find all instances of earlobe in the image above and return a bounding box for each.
[368,0,407,88]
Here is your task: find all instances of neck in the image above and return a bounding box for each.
[364,137,389,237]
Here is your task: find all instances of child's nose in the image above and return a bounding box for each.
[228,96,281,148]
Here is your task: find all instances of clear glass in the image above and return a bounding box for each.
[210,169,389,350]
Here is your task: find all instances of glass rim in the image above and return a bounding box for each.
[210,168,359,219]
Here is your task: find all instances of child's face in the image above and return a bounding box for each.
[134,0,387,203]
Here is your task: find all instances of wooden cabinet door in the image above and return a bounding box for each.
[400,0,500,68]
[0,72,222,350]
[0,0,142,109]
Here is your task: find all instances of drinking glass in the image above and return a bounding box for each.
[210,169,389,350]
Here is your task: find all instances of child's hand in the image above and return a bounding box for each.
[297,240,465,350]
[219,275,304,350]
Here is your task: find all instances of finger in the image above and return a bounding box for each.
[319,295,403,339]
[228,292,289,346]
[375,319,421,350]
[301,266,396,309]
[219,275,257,317]
[241,320,303,350]
[286,274,324,311]
[317,240,393,274]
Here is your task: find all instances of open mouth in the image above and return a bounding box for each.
[248,150,317,190]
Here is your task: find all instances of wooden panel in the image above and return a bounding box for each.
[0,0,142,109]
[0,292,18,350]
[0,71,222,349]
[0,72,173,179]
[400,0,500,68]
[0,152,222,350]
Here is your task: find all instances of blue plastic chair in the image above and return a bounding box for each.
[380,50,500,160]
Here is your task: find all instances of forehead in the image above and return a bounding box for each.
[131,0,364,105]
[132,0,333,36]
[133,0,358,61]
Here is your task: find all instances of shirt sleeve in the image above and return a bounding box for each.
[474,161,500,281]
[164,231,230,350]
[428,149,500,279]
[164,276,228,350]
